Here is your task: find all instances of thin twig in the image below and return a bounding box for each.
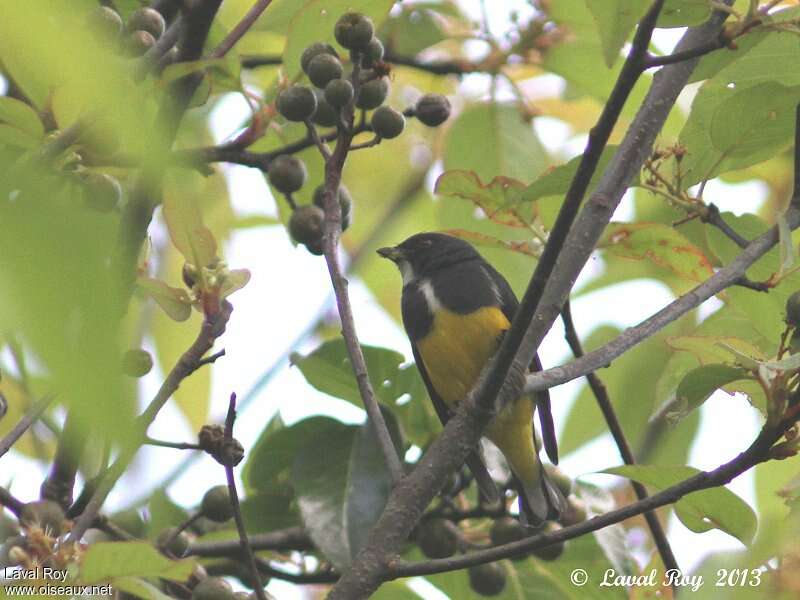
[561,302,680,585]
[0,394,54,460]
[644,35,727,68]
[66,302,232,543]
[305,120,332,161]
[188,526,314,556]
[143,438,203,451]
[209,0,273,59]
[188,348,226,376]
[702,203,749,248]
[223,392,267,600]
[0,487,25,516]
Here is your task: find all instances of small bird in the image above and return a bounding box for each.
[378,232,565,523]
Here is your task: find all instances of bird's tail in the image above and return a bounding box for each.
[516,456,566,526]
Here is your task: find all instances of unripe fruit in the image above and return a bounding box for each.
[355,77,389,110]
[311,90,338,128]
[530,521,565,561]
[200,485,234,523]
[787,290,800,327]
[324,79,354,108]
[361,38,384,68]
[334,13,375,51]
[191,577,234,600]
[157,527,191,558]
[267,155,307,194]
[313,184,352,219]
[122,349,153,378]
[417,518,458,559]
[544,464,573,497]
[123,30,156,57]
[276,86,317,122]
[468,562,506,596]
[304,239,324,256]
[301,42,338,74]
[371,106,405,139]
[182,263,198,288]
[559,497,588,527]
[0,535,29,567]
[307,53,343,88]
[126,7,166,39]
[489,516,526,547]
[83,172,122,212]
[86,6,123,41]
[20,500,65,536]
[415,93,451,127]
[289,205,325,246]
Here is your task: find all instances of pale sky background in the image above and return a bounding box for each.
[1,3,774,598]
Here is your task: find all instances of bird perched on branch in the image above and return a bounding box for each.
[378,232,564,523]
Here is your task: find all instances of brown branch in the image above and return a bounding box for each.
[209,0,273,59]
[188,526,314,556]
[223,392,267,600]
[66,302,232,543]
[561,301,680,586]
[0,394,54,460]
[0,486,25,516]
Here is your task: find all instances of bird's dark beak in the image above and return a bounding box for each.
[377,246,404,262]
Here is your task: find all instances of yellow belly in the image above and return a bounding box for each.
[416,306,538,483]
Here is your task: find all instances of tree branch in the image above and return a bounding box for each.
[209,0,273,59]
[0,394,54,460]
[561,301,680,584]
[390,422,786,576]
[188,526,314,556]
[66,302,232,543]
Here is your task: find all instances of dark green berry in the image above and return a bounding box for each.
[559,497,588,527]
[313,184,352,220]
[311,89,338,127]
[787,291,800,327]
[355,77,389,110]
[182,263,198,288]
[530,521,565,561]
[126,7,166,39]
[83,172,122,212]
[267,155,306,194]
[361,38,384,68]
[123,30,156,57]
[191,577,234,600]
[20,500,65,536]
[334,13,375,51]
[418,518,458,559]
[544,464,573,497]
[289,205,325,246]
[86,6,123,41]
[489,516,526,547]
[324,78,354,108]
[301,42,338,73]
[122,349,153,378]
[307,53,343,88]
[371,106,405,139]
[304,238,324,256]
[157,527,191,558]
[200,485,234,523]
[415,93,451,127]
[276,85,317,122]
[468,562,507,596]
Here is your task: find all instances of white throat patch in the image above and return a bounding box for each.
[398,260,415,285]
[418,279,442,313]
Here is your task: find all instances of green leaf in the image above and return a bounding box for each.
[659,0,711,27]
[292,339,438,446]
[518,145,621,204]
[709,82,800,159]
[245,416,348,493]
[435,170,531,228]
[0,97,44,138]
[240,490,301,533]
[444,103,549,182]
[603,465,758,544]
[599,222,714,283]
[80,542,195,583]
[162,172,218,268]
[585,1,649,67]
[672,363,751,418]
[145,490,189,540]
[0,124,40,149]
[282,0,395,79]
[111,577,175,600]
[291,418,395,570]
[137,277,192,322]
[378,1,470,56]
[666,335,766,365]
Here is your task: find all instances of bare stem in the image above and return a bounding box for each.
[209,0,273,59]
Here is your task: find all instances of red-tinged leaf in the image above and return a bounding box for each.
[137,277,192,322]
[162,181,218,267]
[435,170,534,228]
[599,222,714,283]
[443,229,541,257]
[220,268,251,299]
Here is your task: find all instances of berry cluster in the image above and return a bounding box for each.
[267,12,451,255]
[86,6,171,61]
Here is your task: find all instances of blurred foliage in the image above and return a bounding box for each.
[1,0,800,598]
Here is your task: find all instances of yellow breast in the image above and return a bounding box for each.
[416,306,510,408]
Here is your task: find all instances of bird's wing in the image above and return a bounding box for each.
[482,263,559,465]
[411,342,500,503]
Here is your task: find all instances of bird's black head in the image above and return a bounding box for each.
[377,232,481,281]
